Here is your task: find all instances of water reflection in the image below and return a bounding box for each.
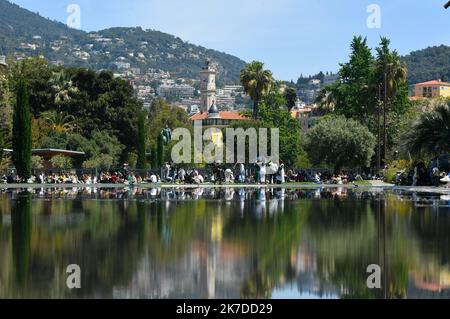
[0,187,449,299]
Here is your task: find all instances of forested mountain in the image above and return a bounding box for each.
[0,0,245,83]
[1,0,449,85]
[403,45,450,84]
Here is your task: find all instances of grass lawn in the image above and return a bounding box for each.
[353,180,372,185]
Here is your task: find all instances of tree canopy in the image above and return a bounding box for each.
[304,116,376,172]
[240,61,274,120]
[5,57,143,165]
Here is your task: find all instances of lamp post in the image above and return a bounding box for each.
[377,83,382,172]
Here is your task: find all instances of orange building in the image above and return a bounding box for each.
[413,79,450,99]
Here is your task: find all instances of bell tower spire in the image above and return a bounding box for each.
[200,59,216,112]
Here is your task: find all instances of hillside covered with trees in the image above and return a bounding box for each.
[402,45,450,84]
[0,0,245,84]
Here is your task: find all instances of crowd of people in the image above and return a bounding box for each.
[2,158,448,187]
[160,161,370,185]
[1,161,366,186]
[393,160,450,187]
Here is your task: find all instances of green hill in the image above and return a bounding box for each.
[0,0,246,84]
[403,45,450,84]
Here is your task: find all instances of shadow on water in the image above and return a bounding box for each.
[11,192,32,286]
[0,187,449,299]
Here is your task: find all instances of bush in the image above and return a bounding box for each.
[50,155,73,169]
[385,160,411,184]
[31,155,44,169]
[82,154,114,170]
[304,116,376,172]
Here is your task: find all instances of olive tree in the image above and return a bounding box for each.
[304,116,376,172]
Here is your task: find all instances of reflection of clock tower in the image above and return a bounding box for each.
[200,59,216,112]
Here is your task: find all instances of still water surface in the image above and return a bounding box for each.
[0,187,449,299]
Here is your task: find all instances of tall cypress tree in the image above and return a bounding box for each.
[150,144,157,169]
[12,80,32,181]
[157,133,164,168]
[136,112,147,169]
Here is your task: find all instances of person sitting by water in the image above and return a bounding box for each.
[233,163,246,183]
[286,169,297,183]
[191,170,203,184]
[432,167,441,187]
[440,171,450,185]
[276,161,286,184]
[225,168,234,183]
[69,173,78,184]
[149,174,158,183]
[178,168,186,183]
[341,171,349,184]
[314,172,322,184]
[82,174,91,184]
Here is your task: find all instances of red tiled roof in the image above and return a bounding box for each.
[409,96,424,101]
[291,108,313,118]
[190,111,246,121]
[415,80,450,86]
[190,112,208,120]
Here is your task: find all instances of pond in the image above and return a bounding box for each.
[0,187,449,299]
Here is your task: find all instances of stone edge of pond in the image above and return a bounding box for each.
[0,183,449,194]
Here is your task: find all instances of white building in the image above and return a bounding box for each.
[223,85,243,94]
[114,61,131,70]
[157,84,195,98]
[308,79,321,87]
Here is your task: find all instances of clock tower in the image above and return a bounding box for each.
[200,59,216,112]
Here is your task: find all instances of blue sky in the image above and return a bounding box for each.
[10,0,450,80]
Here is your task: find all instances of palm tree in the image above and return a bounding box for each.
[373,38,407,163]
[42,110,77,133]
[403,102,450,156]
[284,87,297,110]
[373,38,407,102]
[315,88,336,115]
[50,71,77,104]
[240,61,274,120]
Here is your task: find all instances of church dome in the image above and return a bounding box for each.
[208,103,220,118]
